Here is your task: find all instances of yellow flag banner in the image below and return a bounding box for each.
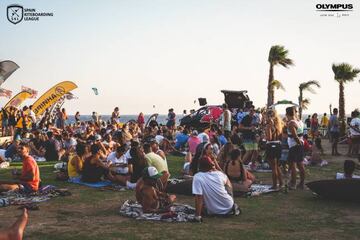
[32,81,78,117]
[4,91,33,108]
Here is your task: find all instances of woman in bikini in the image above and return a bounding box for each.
[265,109,283,189]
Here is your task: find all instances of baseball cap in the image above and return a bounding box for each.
[94,134,102,141]
[191,130,198,136]
[142,166,163,180]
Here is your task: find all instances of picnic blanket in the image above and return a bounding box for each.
[246,184,280,197]
[68,178,126,191]
[119,200,196,222]
[167,178,279,197]
[0,161,10,169]
[245,163,272,173]
[0,185,69,207]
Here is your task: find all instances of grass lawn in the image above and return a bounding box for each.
[1,141,360,240]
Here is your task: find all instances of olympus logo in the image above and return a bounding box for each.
[316,4,353,11]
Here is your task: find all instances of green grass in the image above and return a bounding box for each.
[1,142,360,240]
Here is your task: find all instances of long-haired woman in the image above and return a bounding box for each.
[265,109,283,189]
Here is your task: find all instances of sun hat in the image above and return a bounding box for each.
[142,166,163,180]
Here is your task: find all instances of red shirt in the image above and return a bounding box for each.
[21,155,40,191]
[137,115,145,124]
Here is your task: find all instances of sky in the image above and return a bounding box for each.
[1,0,359,115]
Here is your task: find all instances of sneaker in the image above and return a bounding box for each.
[232,203,241,216]
[288,183,296,190]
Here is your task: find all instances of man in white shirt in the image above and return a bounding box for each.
[107,145,128,174]
[192,156,240,222]
[349,110,360,156]
[29,105,37,130]
[221,103,232,140]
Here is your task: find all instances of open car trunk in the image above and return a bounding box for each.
[221,90,251,109]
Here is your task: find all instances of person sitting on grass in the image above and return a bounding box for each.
[68,143,87,181]
[224,149,254,193]
[81,144,110,183]
[0,209,28,240]
[143,143,170,188]
[107,145,128,175]
[336,160,360,179]
[192,155,240,222]
[0,142,40,193]
[136,166,176,213]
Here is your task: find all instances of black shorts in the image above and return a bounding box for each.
[265,142,282,159]
[331,131,339,141]
[288,145,304,163]
[351,136,360,144]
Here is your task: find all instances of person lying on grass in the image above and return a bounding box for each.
[192,153,240,222]
[135,166,176,213]
[0,209,28,240]
[0,142,40,193]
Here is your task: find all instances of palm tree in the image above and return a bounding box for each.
[267,45,294,107]
[332,63,360,135]
[298,80,320,120]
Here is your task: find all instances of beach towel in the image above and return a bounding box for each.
[68,178,127,191]
[119,200,196,222]
[68,178,113,188]
[0,185,69,207]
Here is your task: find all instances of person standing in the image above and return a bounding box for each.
[329,108,341,156]
[310,113,319,140]
[265,109,283,189]
[221,103,232,140]
[111,107,120,124]
[166,108,176,130]
[137,112,145,132]
[349,109,360,156]
[75,111,81,124]
[320,113,329,128]
[239,105,258,168]
[286,106,305,190]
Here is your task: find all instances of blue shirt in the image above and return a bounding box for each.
[218,135,228,146]
[175,133,189,149]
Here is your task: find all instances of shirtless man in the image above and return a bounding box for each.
[135,167,176,213]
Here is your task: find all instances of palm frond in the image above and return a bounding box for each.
[299,80,320,94]
[332,63,360,83]
[271,80,285,91]
[301,98,311,110]
[268,45,294,68]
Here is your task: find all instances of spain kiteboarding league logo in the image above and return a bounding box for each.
[7,4,23,24]
[55,86,66,96]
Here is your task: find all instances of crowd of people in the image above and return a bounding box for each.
[0,103,359,233]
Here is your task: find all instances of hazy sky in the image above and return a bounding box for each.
[1,0,359,115]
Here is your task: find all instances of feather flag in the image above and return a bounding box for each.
[92,87,98,95]
[21,86,38,98]
[0,88,12,98]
